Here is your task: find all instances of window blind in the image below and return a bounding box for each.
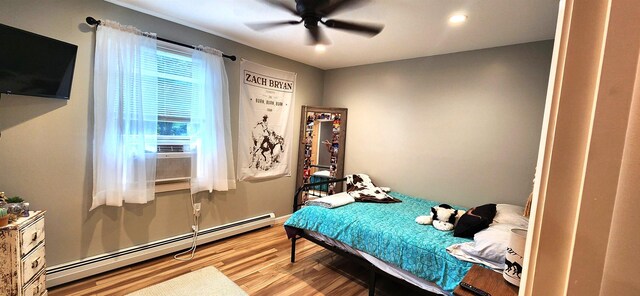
[156,46,193,122]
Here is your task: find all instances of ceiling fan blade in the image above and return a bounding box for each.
[246,20,301,31]
[306,26,331,45]
[323,19,384,37]
[319,0,369,17]
[258,0,299,16]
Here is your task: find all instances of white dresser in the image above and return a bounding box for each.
[0,211,47,296]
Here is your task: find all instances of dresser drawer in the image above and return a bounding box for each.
[22,269,46,296]
[20,216,45,256]
[21,243,46,285]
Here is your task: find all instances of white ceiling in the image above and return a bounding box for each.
[106,0,560,70]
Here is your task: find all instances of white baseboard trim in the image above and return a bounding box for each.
[275,214,292,224]
[46,213,275,287]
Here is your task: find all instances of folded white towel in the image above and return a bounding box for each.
[305,192,355,209]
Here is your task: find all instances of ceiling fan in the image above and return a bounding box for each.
[247,0,384,45]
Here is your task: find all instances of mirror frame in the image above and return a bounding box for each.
[295,106,348,197]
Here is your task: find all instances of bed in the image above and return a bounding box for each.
[284,178,476,296]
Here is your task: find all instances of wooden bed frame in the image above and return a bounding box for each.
[288,178,439,296]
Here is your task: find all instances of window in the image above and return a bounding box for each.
[92,21,235,209]
[148,43,195,190]
[151,43,193,146]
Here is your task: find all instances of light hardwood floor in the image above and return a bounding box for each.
[48,223,425,296]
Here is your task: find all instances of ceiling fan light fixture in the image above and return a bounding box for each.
[449,14,468,24]
[315,44,327,53]
[250,0,384,45]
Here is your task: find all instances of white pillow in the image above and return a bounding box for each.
[492,204,529,227]
[446,223,528,270]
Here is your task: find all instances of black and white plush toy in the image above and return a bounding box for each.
[415,204,466,231]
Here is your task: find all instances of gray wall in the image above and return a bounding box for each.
[0,0,324,266]
[0,0,553,268]
[323,41,553,207]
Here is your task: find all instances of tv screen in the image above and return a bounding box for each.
[0,23,78,99]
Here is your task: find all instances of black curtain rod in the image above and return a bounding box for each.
[85,17,236,61]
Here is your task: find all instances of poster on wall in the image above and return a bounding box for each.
[237,60,296,181]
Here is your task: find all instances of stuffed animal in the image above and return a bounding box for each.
[415,204,466,231]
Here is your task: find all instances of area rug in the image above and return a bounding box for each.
[126,266,248,296]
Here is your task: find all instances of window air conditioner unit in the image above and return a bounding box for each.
[156,144,191,182]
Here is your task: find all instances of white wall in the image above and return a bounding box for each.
[323,41,553,207]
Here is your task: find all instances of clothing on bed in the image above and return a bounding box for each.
[346,174,401,203]
[285,192,473,292]
[453,203,497,238]
[305,192,355,208]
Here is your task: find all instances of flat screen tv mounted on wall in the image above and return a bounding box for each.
[0,23,78,100]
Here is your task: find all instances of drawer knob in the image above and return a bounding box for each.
[31,258,40,269]
[32,232,38,241]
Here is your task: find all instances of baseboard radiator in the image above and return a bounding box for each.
[46,213,275,287]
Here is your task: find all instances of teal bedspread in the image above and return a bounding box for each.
[284,192,473,292]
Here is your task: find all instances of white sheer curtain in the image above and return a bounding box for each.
[189,47,236,193]
[91,20,158,210]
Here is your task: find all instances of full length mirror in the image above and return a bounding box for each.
[295,106,348,204]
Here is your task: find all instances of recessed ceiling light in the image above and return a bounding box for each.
[449,14,468,24]
[315,44,326,53]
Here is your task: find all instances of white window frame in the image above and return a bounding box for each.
[151,41,196,191]
[155,42,193,147]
